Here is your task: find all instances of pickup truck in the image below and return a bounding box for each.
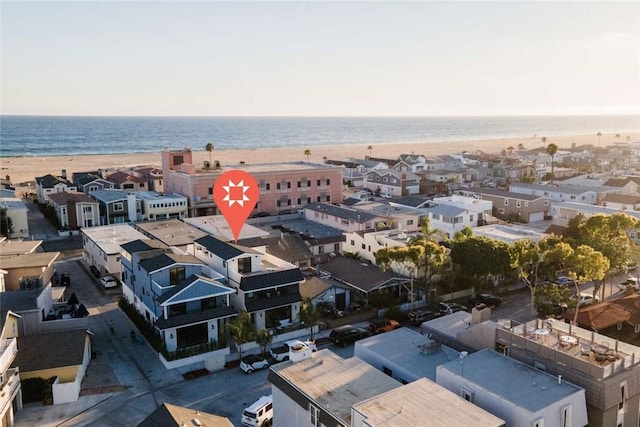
[269,340,317,362]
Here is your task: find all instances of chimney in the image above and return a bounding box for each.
[61,169,67,179]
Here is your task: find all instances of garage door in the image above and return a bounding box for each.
[529,212,544,222]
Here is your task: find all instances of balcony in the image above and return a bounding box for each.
[0,339,17,373]
[0,368,19,416]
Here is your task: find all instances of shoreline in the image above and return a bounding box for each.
[3,132,640,194]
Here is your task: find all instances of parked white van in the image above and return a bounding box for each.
[241,394,273,427]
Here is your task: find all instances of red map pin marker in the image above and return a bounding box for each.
[214,170,259,242]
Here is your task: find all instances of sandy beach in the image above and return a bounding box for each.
[3,132,639,195]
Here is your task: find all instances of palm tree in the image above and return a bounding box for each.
[541,136,547,147]
[615,133,621,143]
[304,149,311,161]
[507,146,514,155]
[367,145,373,158]
[205,143,214,167]
[596,132,602,146]
[517,143,525,151]
[546,143,558,183]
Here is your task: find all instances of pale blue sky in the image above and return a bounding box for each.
[1,1,639,116]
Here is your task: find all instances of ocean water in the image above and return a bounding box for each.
[1,115,639,157]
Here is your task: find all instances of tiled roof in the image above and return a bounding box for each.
[300,277,333,300]
[240,269,304,292]
[565,301,631,330]
[155,306,237,330]
[48,191,97,205]
[195,235,257,260]
[13,330,89,372]
[245,291,302,312]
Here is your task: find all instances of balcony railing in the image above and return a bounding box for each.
[0,368,19,415]
[0,339,17,373]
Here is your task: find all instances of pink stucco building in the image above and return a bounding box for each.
[161,148,344,217]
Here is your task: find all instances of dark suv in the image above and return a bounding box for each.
[408,310,440,325]
[468,293,503,309]
[329,325,370,347]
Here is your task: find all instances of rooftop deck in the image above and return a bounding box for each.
[496,318,640,380]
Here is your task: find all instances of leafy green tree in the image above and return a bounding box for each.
[567,245,609,323]
[299,298,321,339]
[509,239,542,314]
[450,236,512,289]
[255,328,273,357]
[227,311,257,361]
[534,284,574,318]
[452,225,473,242]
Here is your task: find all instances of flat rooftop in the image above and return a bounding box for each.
[269,349,399,425]
[184,215,269,242]
[353,378,505,427]
[355,327,459,381]
[0,239,43,257]
[193,161,341,174]
[473,224,547,243]
[135,219,208,247]
[82,224,150,255]
[438,349,584,413]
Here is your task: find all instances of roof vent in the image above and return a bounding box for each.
[192,418,202,426]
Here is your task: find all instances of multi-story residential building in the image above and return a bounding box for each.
[192,235,304,330]
[133,166,164,193]
[136,191,188,221]
[601,193,640,211]
[161,148,343,217]
[363,169,420,197]
[437,349,588,427]
[120,240,236,356]
[509,182,599,205]
[303,203,391,233]
[0,312,22,426]
[324,160,366,187]
[82,224,150,280]
[47,191,100,230]
[351,202,422,232]
[461,187,551,223]
[0,197,29,239]
[496,318,640,427]
[343,228,423,268]
[0,252,59,292]
[34,172,77,204]
[89,189,137,225]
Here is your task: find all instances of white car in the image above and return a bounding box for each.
[100,276,118,289]
[574,292,600,307]
[239,355,269,374]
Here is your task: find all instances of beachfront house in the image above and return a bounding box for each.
[71,171,114,194]
[363,169,421,197]
[135,191,188,221]
[105,171,148,193]
[0,196,29,239]
[34,172,77,204]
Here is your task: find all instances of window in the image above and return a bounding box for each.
[504,199,509,206]
[265,183,270,190]
[561,405,572,427]
[238,257,252,274]
[361,244,366,250]
[317,179,321,186]
[499,208,505,214]
[326,179,330,185]
[620,381,628,410]
[334,243,340,252]
[407,219,414,225]
[297,198,302,204]
[516,201,522,207]
[208,187,213,195]
[114,202,124,212]
[169,267,186,285]
[310,404,319,427]
[350,240,355,246]
[307,180,311,187]
[460,387,473,402]
[276,183,281,190]
[297,181,301,188]
[318,245,324,254]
